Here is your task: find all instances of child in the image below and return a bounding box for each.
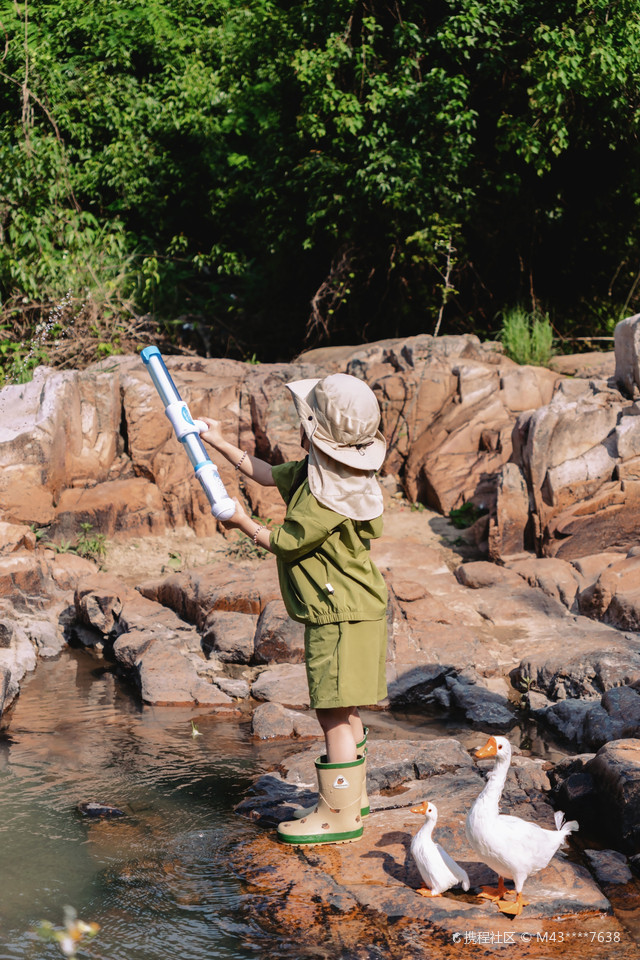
[199,373,387,846]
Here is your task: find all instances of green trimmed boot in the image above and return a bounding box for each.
[293,728,369,820]
[278,755,365,846]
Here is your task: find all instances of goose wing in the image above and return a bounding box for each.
[436,843,470,890]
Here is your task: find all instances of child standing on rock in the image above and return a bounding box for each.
[199,373,388,846]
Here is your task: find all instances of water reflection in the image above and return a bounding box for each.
[0,650,575,960]
[0,651,274,960]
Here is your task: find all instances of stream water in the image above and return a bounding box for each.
[0,649,588,960]
[0,651,285,960]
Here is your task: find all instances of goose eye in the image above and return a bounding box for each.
[498,744,503,750]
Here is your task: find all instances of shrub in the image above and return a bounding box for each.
[499,306,554,366]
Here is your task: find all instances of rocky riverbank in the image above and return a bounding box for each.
[2,323,640,951]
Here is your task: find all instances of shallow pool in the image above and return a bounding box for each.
[0,649,576,960]
[0,650,295,960]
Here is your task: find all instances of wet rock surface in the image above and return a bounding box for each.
[231,736,637,955]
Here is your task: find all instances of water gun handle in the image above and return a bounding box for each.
[140,346,236,521]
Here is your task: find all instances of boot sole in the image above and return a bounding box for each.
[278,831,363,846]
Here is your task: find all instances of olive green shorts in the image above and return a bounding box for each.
[304,618,388,710]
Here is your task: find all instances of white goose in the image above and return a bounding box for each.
[465,735,578,916]
[410,800,470,897]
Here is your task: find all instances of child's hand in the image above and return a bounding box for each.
[221,498,249,530]
[197,416,225,448]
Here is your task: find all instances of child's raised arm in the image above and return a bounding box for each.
[198,417,275,487]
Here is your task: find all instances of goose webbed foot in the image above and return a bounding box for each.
[478,877,509,902]
[496,893,529,916]
[416,886,439,897]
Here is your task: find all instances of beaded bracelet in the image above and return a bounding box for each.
[235,450,248,471]
[252,524,265,546]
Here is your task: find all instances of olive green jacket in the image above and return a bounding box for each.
[269,459,387,625]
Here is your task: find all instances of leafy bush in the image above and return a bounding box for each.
[449,502,487,529]
[1,0,640,367]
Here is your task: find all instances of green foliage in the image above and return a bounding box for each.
[449,502,486,529]
[165,550,183,572]
[0,0,640,363]
[500,306,554,366]
[43,522,108,564]
[75,522,108,562]
[0,331,49,385]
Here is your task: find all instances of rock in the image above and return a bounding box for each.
[571,552,625,585]
[253,600,305,664]
[615,313,640,398]
[22,617,66,659]
[250,664,310,709]
[112,629,154,668]
[546,480,640,560]
[1,335,638,597]
[585,849,634,885]
[251,701,294,738]
[0,520,36,555]
[445,672,516,731]
[547,756,598,837]
[454,561,523,590]
[0,664,13,716]
[551,351,616,380]
[232,737,618,947]
[0,552,96,613]
[577,555,640,630]
[586,739,640,853]
[487,328,640,563]
[0,620,37,707]
[582,686,640,750]
[212,676,251,699]
[51,477,166,539]
[0,368,78,525]
[507,556,584,611]
[138,561,281,627]
[516,624,640,700]
[488,462,532,560]
[74,576,125,635]
[251,702,322,740]
[534,699,594,747]
[202,610,258,663]
[77,801,126,819]
[136,641,235,707]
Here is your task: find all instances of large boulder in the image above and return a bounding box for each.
[354,335,559,514]
[586,740,640,853]
[0,337,562,545]
[489,316,640,562]
[614,314,640,398]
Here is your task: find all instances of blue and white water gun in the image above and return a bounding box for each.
[140,346,236,521]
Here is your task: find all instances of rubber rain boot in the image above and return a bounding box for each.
[278,755,365,846]
[359,728,370,817]
[293,728,369,820]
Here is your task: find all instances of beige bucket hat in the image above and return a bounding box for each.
[286,374,386,470]
[286,374,386,521]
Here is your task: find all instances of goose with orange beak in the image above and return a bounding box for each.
[465,735,578,916]
[410,800,470,897]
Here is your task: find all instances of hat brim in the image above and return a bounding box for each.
[286,378,386,471]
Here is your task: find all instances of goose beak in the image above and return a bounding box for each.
[474,736,498,760]
[410,800,429,815]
